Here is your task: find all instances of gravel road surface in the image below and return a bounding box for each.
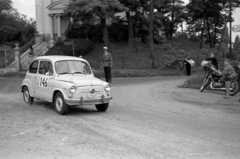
[0,76,240,159]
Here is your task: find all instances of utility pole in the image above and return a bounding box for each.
[229,0,232,58]
[149,0,155,68]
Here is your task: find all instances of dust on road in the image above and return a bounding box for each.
[0,76,240,159]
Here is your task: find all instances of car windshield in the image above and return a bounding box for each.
[55,60,92,75]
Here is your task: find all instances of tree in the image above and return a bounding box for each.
[187,0,240,49]
[233,35,240,58]
[118,0,138,41]
[0,0,36,45]
[149,0,155,68]
[65,0,127,53]
[157,0,186,40]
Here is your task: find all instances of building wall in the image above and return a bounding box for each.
[36,0,52,40]
[35,0,70,41]
[232,8,240,42]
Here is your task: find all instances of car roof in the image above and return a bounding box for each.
[35,55,88,63]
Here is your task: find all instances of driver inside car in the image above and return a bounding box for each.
[45,63,53,76]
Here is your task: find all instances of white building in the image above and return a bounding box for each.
[231,8,240,42]
[35,0,71,42]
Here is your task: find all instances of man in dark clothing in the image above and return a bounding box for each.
[237,62,240,102]
[184,55,191,76]
[29,42,33,57]
[207,53,218,69]
[102,47,113,83]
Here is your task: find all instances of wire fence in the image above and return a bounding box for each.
[85,56,155,70]
[0,46,14,69]
[20,38,36,55]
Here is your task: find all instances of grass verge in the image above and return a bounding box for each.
[0,67,203,79]
[179,74,205,89]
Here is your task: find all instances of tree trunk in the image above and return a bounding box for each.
[216,23,227,59]
[200,19,205,49]
[213,17,219,48]
[126,11,134,41]
[206,18,213,48]
[181,22,184,39]
[149,0,155,68]
[169,0,175,40]
[101,17,112,53]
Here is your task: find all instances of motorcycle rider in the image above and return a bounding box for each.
[223,59,235,99]
[207,53,218,69]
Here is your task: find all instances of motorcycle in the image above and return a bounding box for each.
[200,61,239,96]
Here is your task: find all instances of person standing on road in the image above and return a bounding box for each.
[102,47,113,83]
[236,61,240,102]
[207,52,218,69]
[222,59,235,99]
[29,42,33,57]
[184,55,191,76]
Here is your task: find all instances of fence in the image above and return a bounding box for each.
[85,56,155,70]
[20,38,36,55]
[0,45,14,69]
[20,41,51,71]
[85,53,208,71]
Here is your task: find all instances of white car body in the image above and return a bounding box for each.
[21,55,112,115]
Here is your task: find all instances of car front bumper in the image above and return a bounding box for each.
[65,95,112,106]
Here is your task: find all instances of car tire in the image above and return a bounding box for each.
[54,92,68,115]
[23,86,34,105]
[95,103,109,112]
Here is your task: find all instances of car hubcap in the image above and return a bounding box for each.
[56,97,63,111]
[24,91,29,102]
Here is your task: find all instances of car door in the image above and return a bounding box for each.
[37,60,54,101]
[28,60,39,97]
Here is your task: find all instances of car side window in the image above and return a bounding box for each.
[39,61,53,76]
[29,61,39,74]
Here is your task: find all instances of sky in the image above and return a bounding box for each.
[12,0,36,19]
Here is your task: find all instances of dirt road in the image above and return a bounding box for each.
[0,76,240,159]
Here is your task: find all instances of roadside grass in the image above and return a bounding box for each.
[0,66,202,79]
[179,73,206,89]
[0,39,218,82]
[0,71,27,78]
[44,39,218,70]
[0,68,183,78]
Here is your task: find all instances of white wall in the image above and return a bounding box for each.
[231,8,240,42]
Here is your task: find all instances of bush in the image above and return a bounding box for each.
[75,40,94,56]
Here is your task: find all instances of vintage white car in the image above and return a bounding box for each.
[21,56,112,115]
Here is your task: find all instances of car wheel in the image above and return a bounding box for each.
[54,92,68,115]
[23,86,34,105]
[95,103,109,112]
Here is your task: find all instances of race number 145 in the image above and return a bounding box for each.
[39,77,48,88]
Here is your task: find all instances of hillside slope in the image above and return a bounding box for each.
[82,39,218,70]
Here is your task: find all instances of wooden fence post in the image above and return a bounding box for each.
[13,44,20,71]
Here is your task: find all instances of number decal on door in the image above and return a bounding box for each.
[39,77,49,88]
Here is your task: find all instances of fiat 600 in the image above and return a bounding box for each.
[21,56,112,115]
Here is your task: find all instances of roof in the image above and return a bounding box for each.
[35,55,87,63]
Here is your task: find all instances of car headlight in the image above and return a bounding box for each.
[69,85,77,94]
[105,84,111,92]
